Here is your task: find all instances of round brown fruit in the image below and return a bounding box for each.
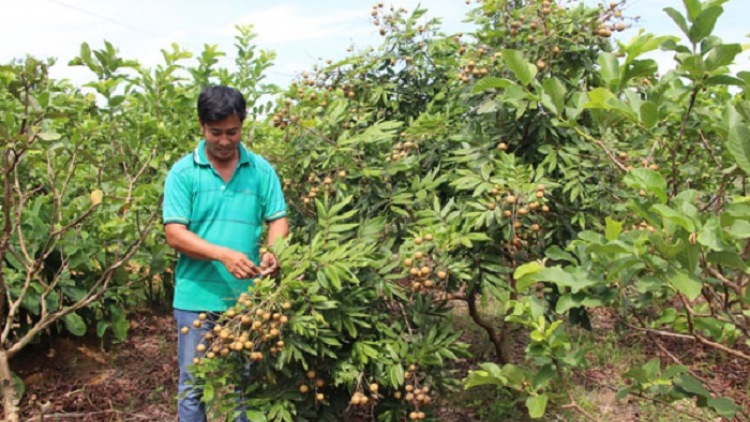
[488,203,497,211]
[316,393,325,401]
[437,271,447,280]
[415,251,424,259]
[181,326,189,335]
[404,258,414,266]
[300,384,309,394]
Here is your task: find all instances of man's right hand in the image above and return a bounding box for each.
[220,249,261,279]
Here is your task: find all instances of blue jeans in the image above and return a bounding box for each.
[174,309,251,422]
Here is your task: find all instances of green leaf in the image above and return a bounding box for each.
[640,102,658,129]
[663,7,690,38]
[472,77,516,93]
[598,52,621,91]
[707,397,738,418]
[96,321,110,338]
[476,99,497,114]
[0,371,25,402]
[689,6,723,45]
[651,204,696,232]
[697,217,725,251]
[526,394,548,419]
[706,251,747,271]
[683,0,702,22]
[503,49,537,86]
[728,125,750,175]
[675,374,710,398]
[541,77,566,115]
[110,305,129,342]
[534,267,598,293]
[705,44,742,71]
[545,246,576,264]
[514,261,544,283]
[532,365,556,390]
[667,270,703,301]
[625,168,668,203]
[245,411,268,422]
[624,34,680,65]
[727,220,750,239]
[584,87,616,109]
[203,382,215,402]
[63,312,87,337]
[390,364,405,388]
[464,369,505,389]
[605,217,623,241]
[38,131,62,141]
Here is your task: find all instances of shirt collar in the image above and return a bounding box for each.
[193,140,251,167]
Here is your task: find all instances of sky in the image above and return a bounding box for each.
[2,0,748,89]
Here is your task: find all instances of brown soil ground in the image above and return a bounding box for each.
[8,306,750,422]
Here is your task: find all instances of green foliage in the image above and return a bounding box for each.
[3,0,749,421]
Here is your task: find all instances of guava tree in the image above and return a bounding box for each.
[0,56,161,420]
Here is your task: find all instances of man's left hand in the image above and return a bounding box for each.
[260,252,279,277]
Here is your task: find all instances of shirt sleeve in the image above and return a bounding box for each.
[263,166,288,222]
[163,167,192,225]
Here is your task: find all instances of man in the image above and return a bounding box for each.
[163,85,289,422]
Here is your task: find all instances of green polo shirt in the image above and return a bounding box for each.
[163,141,287,312]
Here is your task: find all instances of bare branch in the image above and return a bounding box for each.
[679,294,750,363]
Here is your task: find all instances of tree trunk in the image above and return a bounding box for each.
[467,285,511,364]
[0,350,20,422]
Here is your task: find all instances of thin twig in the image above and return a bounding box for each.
[555,360,599,422]
[678,294,750,363]
[671,87,699,197]
[698,130,721,169]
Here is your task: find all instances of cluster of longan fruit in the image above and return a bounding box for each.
[295,171,347,205]
[299,370,328,402]
[486,183,551,246]
[387,135,418,162]
[183,293,292,364]
[404,234,448,293]
[397,366,433,420]
[348,382,381,408]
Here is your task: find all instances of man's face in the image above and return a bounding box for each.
[200,114,242,164]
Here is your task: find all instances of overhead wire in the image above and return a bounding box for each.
[42,0,160,38]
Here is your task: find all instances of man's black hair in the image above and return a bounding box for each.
[197,86,247,123]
